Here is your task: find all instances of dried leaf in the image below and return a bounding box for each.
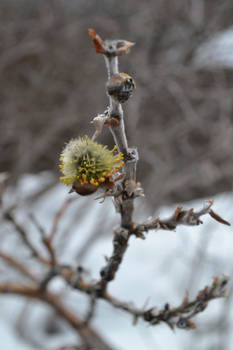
[116,40,135,56]
[88,28,105,54]
[104,117,120,127]
[209,209,231,226]
[186,319,197,330]
[134,231,145,239]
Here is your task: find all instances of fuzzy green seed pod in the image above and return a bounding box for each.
[59,136,124,195]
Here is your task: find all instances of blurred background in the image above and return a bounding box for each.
[0,0,233,349]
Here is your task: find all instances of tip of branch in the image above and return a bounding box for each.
[88,28,135,56]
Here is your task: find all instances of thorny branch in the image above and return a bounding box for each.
[48,198,74,244]
[89,29,139,295]
[106,274,229,330]
[132,199,230,238]
[6,251,218,337]
[87,29,230,326]
[29,213,56,265]
[0,251,38,283]
[58,249,228,330]
[89,29,230,293]
[0,251,228,332]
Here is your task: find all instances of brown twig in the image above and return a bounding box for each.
[132,200,230,237]
[0,251,37,282]
[106,275,228,329]
[95,200,230,292]
[62,266,228,330]
[141,274,229,330]
[29,213,56,265]
[3,210,50,266]
[48,198,74,244]
[0,282,117,350]
[94,185,230,296]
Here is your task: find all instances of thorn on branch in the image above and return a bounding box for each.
[209,209,231,226]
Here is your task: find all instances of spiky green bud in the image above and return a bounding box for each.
[59,136,124,189]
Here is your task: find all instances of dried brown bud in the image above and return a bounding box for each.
[177,318,196,330]
[107,73,135,103]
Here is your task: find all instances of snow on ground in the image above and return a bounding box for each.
[0,172,233,350]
